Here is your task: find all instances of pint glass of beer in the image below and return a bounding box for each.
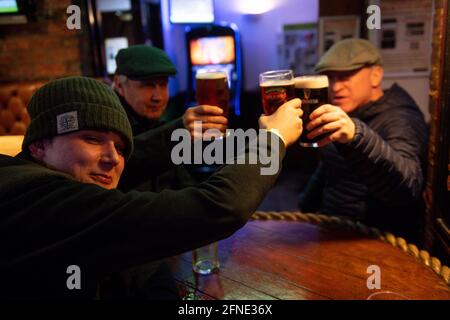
[195,70,229,138]
[294,75,329,148]
[259,70,295,115]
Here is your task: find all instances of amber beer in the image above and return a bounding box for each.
[294,75,329,147]
[196,71,230,118]
[259,70,295,115]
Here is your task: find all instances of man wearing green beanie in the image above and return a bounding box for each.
[0,76,304,299]
[299,38,428,243]
[22,76,134,189]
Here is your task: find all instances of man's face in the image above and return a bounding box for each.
[39,130,125,189]
[120,77,169,121]
[324,66,380,114]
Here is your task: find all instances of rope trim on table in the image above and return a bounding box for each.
[250,210,449,286]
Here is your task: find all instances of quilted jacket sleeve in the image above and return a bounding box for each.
[337,108,427,206]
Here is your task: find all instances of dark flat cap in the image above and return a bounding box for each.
[115,45,177,80]
[315,38,382,73]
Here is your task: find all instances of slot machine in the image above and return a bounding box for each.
[185,22,242,116]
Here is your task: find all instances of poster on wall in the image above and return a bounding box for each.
[318,16,360,57]
[278,23,318,76]
[368,0,433,75]
[105,37,129,75]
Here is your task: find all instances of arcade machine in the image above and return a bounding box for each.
[185,22,242,174]
[185,22,242,117]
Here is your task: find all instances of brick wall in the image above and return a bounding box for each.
[0,0,82,83]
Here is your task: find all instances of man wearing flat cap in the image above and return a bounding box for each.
[299,38,428,243]
[113,45,225,189]
[114,44,177,125]
[110,45,230,298]
[113,44,226,138]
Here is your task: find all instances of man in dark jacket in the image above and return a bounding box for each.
[299,39,428,243]
[111,45,229,298]
[0,76,303,299]
[112,44,224,191]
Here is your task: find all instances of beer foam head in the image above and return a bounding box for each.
[259,70,293,85]
[294,75,328,89]
[260,80,295,87]
[196,71,227,79]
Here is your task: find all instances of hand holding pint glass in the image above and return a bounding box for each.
[299,75,356,147]
[258,98,303,147]
[259,70,295,115]
[195,70,230,139]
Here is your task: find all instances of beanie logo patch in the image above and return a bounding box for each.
[57,111,79,134]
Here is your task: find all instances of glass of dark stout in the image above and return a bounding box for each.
[294,75,329,148]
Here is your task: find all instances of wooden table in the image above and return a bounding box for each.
[168,214,450,300]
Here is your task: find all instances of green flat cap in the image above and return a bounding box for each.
[115,44,177,80]
[315,38,382,73]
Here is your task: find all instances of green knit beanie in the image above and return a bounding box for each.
[22,76,134,159]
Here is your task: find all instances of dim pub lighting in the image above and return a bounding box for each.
[238,0,275,15]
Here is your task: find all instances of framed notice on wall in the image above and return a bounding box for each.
[279,23,318,76]
[105,37,129,75]
[368,0,433,75]
[318,16,360,57]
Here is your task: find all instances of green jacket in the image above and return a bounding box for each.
[0,127,285,299]
[113,97,199,298]
[117,93,198,192]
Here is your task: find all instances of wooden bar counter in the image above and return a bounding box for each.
[168,212,450,300]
